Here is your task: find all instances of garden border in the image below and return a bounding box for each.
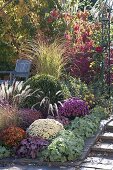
[0,116,113,168]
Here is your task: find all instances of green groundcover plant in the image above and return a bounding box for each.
[0,146,10,158]
[38,130,84,162]
[68,106,108,139]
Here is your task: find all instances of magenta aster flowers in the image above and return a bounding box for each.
[58,97,89,118]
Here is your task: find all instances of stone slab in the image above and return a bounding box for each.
[83,157,103,164]
[100,158,113,165]
[81,162,113,169]
[106,121,113,132]
[100,132,113,140]
[107,121,113,126]
[80,167,95,170]
[91,143,113,152]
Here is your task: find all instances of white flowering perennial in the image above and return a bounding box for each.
[27,119,64,139]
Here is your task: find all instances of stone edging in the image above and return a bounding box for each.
[0,117,113,168]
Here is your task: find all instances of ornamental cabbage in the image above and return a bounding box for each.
[58,97,89,119]
[27,119,64,139]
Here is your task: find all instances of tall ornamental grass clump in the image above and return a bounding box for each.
[0,102,18,131]
[20,39,66,79]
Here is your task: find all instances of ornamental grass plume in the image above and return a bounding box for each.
[0,81,32,108]
[20,39,66,79]
[58,97,89,119]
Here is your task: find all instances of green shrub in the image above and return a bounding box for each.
[0,41,16,71]
[69,117,99,139]
[61,83,71,99]
[24,74,64,108]
[40,130,84,162]
[61,75,96,108]
[61,75,90,98]
[0,146,10,158]
[90,105,108,120]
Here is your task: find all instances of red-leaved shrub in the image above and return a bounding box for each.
[18,109,42,129]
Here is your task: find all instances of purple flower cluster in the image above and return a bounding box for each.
[16,136,49,158]
[18,109,42,129]
[58,97,89,118]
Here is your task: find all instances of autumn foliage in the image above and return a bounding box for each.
[0,126,26,147]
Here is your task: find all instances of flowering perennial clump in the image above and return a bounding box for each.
[58,97,89,118]
[27,119,64,139]
[0,126,26,147]
[16,136,49,158]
